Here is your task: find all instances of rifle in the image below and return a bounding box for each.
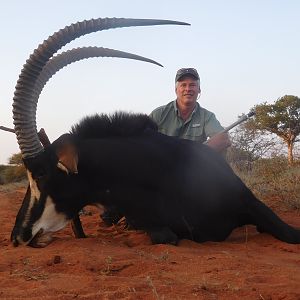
[203,110,255,146]
[220,110,255,134]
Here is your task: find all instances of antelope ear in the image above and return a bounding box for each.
[56,141,78,174]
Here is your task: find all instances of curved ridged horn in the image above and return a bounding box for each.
[32,46,163,106]
[12,18,190,159]
[13,46,164,118]
[7,47,161,134]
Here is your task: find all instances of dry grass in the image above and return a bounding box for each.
[0,179,28,193]
[232,158,300,210]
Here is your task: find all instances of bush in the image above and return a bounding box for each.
[232,157,300,210]
[0,164,27,184]
[4,165,27,183]
[0,152,27,184]
[0,165,6,184]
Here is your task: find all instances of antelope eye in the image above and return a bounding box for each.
[33,168,46,180]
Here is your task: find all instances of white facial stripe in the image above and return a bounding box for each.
[21,171,68,244]
[21,171,41,229]
[31,196,68,238]
[27,170,41,199]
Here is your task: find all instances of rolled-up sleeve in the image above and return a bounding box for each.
[204,113,224,138]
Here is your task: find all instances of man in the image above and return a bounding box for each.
[102,68,230,226]
[149,68,231,152]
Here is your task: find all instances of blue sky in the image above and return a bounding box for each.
[1,0,299,164]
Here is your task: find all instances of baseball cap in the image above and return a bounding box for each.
[175,68,200,82]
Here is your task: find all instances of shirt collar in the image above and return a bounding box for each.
[173,100,199,119]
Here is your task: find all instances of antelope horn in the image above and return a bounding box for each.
[31,46,163,110]
[12,18,190,161]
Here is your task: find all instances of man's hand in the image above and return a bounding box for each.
[206,132,231,152]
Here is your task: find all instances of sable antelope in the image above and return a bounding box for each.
[10,18,300,247]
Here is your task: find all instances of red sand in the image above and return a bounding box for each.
[1,185,299,299]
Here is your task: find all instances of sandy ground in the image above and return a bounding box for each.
[0,184,300,300]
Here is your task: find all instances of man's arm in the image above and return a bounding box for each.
[203,112,231,152]
[206,132,231,152]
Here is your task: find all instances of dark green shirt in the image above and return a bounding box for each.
[149,100,223,143]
